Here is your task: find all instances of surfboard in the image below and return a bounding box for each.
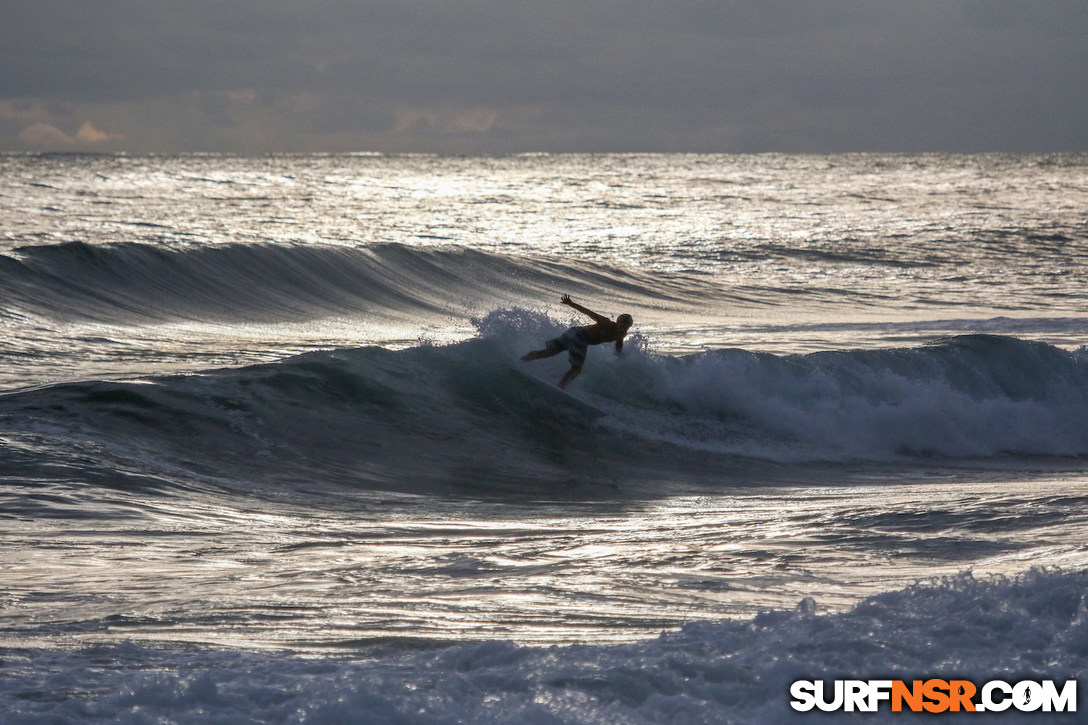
[518,371,607,419]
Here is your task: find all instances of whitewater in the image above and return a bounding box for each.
[2,152,1087,723]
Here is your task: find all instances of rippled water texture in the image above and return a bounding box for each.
[1,154,1087,723]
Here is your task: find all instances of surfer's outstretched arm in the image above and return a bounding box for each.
[560,294,609,324]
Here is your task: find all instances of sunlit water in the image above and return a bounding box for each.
[2,153,1087,722]
[6,470,1088,652]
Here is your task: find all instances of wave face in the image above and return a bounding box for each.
[0,338,633,503]
[3,322,1087,508]
[0,241,695,323]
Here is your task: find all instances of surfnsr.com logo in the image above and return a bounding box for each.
[790,679,1076,714]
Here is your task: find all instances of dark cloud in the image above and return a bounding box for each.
[1,1,1085,152]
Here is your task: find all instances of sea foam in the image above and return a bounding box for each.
[2,569,1084,724]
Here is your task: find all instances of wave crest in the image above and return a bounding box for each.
[2,331,1087,508]
[0,241,692,323]
[602,334,1088,460]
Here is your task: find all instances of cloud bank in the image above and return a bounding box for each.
[1,1,1085,153]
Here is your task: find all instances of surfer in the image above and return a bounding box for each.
[521,294,633,388]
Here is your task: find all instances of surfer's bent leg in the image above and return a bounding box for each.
[523,328,588,388]
[558,365,582,389]
[522,330,570,362]
[564,329,588,369]
[556,330,588,388]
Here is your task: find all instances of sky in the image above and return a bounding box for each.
[1,1,1085,154]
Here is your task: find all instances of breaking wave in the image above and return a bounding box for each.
[2,312,1087,514]
[3,568,1085,724]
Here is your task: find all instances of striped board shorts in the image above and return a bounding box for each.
[545,327,589,368]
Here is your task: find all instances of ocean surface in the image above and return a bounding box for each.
[2,152,1087,723]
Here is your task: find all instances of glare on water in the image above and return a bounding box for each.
[5,473,1088,651]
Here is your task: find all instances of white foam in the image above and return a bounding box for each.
[579,335,1088,462]
[3,569,1084,724]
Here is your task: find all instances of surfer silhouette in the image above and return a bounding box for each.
[521,294,633,389]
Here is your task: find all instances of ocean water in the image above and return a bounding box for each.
[2,152,1087,723]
